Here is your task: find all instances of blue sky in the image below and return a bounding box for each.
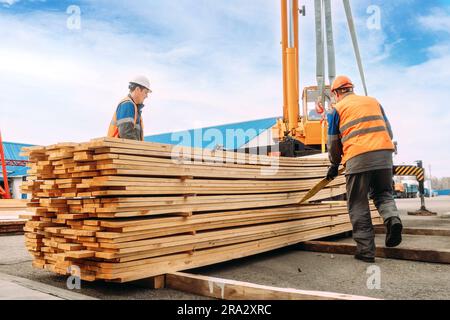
[0,0,449,177]
[3,0,447,66]
[360,0,449,66]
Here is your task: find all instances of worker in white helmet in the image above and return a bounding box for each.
[108,76,152,141]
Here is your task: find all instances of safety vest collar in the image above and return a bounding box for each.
[127,94,145,110]
[338,92,355,103]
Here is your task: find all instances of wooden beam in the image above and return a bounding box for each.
[298,241,450,264]
[131,275,166,289]
[374,225,450,237]
[166,272,378,300]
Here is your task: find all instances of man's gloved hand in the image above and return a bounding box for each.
[326,164,340,181]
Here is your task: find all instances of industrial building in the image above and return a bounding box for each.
[0,142,33,199]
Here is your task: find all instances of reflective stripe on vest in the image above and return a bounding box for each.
[107,97,144,140]
[335,94,395,164]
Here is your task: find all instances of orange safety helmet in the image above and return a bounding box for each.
[331,75,354,92]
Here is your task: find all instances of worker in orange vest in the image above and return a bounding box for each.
[108,76,152,141]
[326,75,403,263]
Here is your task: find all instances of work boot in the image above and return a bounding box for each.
[354,254,375,263]
[385,216,403,248]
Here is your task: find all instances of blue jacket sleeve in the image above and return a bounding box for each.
[327,109,343,166]
[116,102,136,124]
[116,102,140,140]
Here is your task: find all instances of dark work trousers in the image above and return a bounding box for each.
[346,169,400,258]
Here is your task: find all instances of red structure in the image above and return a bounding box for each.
[0,130,12,199]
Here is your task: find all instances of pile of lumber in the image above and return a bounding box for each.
[21,137,382,283]
[0,220,27,234]
[0,199,29,212]
[0,199,29,234]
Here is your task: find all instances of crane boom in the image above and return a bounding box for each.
[280,0,300,137]
[274,0,366,157]
[276,0,328,157]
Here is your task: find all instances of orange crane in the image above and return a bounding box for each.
[0,130,12,199]
[273,0,368,157]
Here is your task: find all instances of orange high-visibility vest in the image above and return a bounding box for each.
[335,94,395,164]
[107,97,144,141]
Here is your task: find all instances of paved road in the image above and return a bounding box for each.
[396,196,450,229]
[0,279,62,300]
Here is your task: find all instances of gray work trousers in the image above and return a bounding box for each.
[346,169,400,258]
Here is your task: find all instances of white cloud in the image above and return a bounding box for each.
[0,1,449,177]
[0,2,285,143]
[0,0,20,5]
[418,8,450,32]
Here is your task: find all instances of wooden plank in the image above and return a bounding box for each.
[88,188,347,218]
[94,217,353,258]
[96,206,351,229]
[132,275,166,289]
[63,250,96,259]
[90,146,329,168]
[298,241,450,264]
[166,272,378,300]
[374,225,450,237]
[96,207,363,234]
[97,223,357,282]
[84,137,330,168]
[299,168,345,204]
[80,175,345,193]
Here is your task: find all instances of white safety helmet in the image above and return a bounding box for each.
[129,75,152,92]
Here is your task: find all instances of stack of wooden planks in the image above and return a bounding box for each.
[0,199,29,234]
[0,220,27,234]
[0,199,29,212]
[21,137,382,283]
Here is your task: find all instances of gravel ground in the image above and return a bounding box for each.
[0,197,449,300]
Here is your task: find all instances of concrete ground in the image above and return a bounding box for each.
[0,279,62,300]
[0,234,204,300]
[0,197,449,300]
[192,197,450,300]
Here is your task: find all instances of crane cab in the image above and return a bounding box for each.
[272,85,332,157]
[301,85,332,146]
